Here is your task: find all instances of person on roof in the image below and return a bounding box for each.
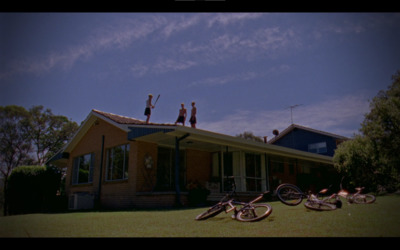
[144,94,154,124]
[189,101,197,128]
[175,103,187,126]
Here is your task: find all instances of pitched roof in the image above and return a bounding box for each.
[268,124,349,144]
[48,110,334,166]
[92,109,146,125]
[92,109,175,126]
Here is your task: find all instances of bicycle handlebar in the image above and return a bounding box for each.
[249,191,270,204]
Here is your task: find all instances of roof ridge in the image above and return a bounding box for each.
[268,123,349,144]
[91,109,175,126]
[291,124,349,139]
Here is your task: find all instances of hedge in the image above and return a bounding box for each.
[6,165,64,215]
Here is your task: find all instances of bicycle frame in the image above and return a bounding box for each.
[215,177,267,211]
[324,187,375,205]
[276,183,337,210]
[224,191,268,214]
[196,176,272,221]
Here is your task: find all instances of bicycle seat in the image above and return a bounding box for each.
[319,188,329,194]
[355,187,365,191]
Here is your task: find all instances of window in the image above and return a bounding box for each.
[245,153,262,192]
[106,144,129,181]
[289,163,295,175]
[72,153,94,184]
[308,142,327,154]
[272,161,284,173]
[156,147,186,191]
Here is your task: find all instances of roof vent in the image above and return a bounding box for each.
[273,129,279,137]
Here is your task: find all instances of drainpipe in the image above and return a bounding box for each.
[175,133,190,206]
[96,135,105,209]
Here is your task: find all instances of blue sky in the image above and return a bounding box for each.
[1,13,400,139]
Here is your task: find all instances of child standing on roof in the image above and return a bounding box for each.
[189,101,197,128]
[144,94,154,124]
[175,103,187,126]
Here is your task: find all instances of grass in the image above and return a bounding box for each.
[1,194,400,237]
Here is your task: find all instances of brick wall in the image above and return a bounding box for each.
[66,118,214,209]
[186,148,212,187]
[66,119,137,209]
[135,141,158,193]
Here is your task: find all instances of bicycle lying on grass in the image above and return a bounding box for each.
[276,183,337,211]
[195,177,272,222]
[323,186,376,206]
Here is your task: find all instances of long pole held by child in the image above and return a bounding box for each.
[154,94,160,107]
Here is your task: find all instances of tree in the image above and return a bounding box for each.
[360,71,400,180]
[333,135,379,191]
[24,105,79,165]
[0,105,79,215]
[333,70,400,192]
[0,105,33,215]
[236,131,264,143]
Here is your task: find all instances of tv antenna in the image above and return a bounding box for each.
[286,104,302,124]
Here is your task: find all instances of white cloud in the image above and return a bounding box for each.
[189,71,259,87]
[153,58,198,74]
[1,15,169,78]
[161,14,202,38]
[131,58,198,77]
[200,94,370,139]
[178,26,299,64]
[207,13,264,27]
[189,64,290,87]
[1,13,291,79]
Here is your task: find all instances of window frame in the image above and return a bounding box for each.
[308,141,327,154]
[245,153,263,192]
[105,144,130,181]
[155,146,186,192]
[72,153,94,185]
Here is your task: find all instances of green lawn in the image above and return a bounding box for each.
[1,194,400,237]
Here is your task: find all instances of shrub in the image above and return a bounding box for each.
[6,165,62,215]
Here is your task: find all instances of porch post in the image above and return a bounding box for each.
[175,133,190,206]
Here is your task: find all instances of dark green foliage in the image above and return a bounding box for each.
[1,105,77,215]
[6,165,64,215]
[334,70,400,192]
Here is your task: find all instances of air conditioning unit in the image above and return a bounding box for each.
[68,193,94,210]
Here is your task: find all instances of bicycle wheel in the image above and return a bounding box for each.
[276,183,304,206]
[353,194,376,204]
[304,201,336,211]
[236,204,272,222]
[195,204,224,220]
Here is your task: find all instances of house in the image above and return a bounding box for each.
[268,124,349,157]
[48,110,340,210]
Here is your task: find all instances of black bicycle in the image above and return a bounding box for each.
[195,177,272,222]
[276,183,337,211]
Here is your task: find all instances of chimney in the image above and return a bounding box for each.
[263,136,268,144]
